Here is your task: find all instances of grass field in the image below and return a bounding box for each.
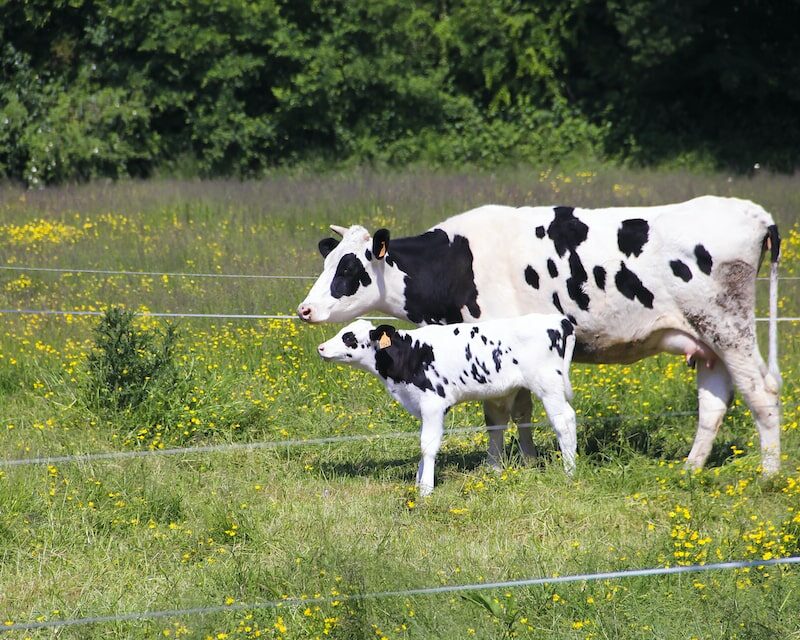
[0,167,799,639]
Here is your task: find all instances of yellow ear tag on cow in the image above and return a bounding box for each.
[378,241,387,259]
[378,332,392,349]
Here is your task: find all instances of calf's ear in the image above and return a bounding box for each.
[318,237,340,258]
[372,228,390,260]
[369,323,397,348]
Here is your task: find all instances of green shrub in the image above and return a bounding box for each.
[85,307,180,413]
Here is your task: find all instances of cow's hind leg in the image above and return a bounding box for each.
[686,364,733,470]
[721,349,781,475]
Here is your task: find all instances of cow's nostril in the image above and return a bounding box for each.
[298,305,312,320]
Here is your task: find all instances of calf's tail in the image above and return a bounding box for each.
[766,224,782,388]
[562,333,576,402]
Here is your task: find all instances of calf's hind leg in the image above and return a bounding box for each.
[539,391,578,475]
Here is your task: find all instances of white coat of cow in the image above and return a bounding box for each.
[318,315,577,494]
[299,196,782,475]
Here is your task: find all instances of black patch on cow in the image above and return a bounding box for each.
[567,314,577,325]
[535,225,546,239]
[435,384,445,398]
[593,266,606,290]
[614,262,654,308]
[453,328,460,335]
[547,206,589,257]
[547,258,558,278]
[524,266,540,289]
[384,229,481,324]
[330,253,372,298]
[566,252,590,311]
[670,259,693,282]
[319,237,340,258]
[694,244,713,275]
[492,347,503,372]
[552,292,564,314]
[373,332,436,393]
[465,344,472,361]
[617,219,650,257]
[341,332,358,349]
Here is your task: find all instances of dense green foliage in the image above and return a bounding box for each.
[2,0,799,185]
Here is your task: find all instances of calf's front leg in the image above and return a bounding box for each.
[416,406,445,497]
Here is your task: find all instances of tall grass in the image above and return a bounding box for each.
[0,166,798,639]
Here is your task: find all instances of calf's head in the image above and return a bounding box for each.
[318,320,398,366]
[298,225,390,323]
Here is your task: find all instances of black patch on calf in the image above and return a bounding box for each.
[373,332,436,393]
[547,206,589,257]
[384,229,481,324]
[546,318,574,358]
[694,244,713,275]
[593,265,606,290]
[470,363,488,384]
[365,249,372,261]
[547,258,558,278]
[465,344,472,360]
[524,266,540,289]
[614,262,654,308]
[670,259,692,282]
[535,225,546,238]
[341,332,358,349]
[330,253,372,298]
[453,328,460,335]
[470,327,479,337]
[617,219,649,257]
[436,384,445,398]
[492,347,502,372]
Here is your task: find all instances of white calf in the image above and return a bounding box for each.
[318,314,577,495]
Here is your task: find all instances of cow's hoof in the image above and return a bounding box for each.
[417,483,434,497]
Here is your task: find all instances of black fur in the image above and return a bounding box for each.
[524,265,540,289]
[566,252,590,311]
[547,258,558,278]
[319,237,340,258]
[614,262,654,308]
[694,244,713,275]
[385,229,481,324]
[593,265,607,290]
[330,253,372,298]
[373,331,436,393]
[341,332,358,349]
[617,219,649,257]
[372,228,390,260]
[669,259,692,282]
[547,206,589,257]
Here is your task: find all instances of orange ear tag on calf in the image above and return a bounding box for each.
[378,332,392,349]
[378,242,387,259]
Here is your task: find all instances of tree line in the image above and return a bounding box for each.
[2,0,798,185]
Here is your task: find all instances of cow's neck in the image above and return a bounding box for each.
[376,260,413,322]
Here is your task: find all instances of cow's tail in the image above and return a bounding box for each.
[562,333,576,402]
[765,224,782,388]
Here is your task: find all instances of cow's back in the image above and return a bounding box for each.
[433,196,774,362]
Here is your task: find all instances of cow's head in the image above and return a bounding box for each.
[298,225,390,323]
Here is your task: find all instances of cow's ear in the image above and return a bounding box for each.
[318,237,340,258]
[372,228,390,260]
[369,323,396,348]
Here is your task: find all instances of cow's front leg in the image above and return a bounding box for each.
[417,406,445,496]
[483,397,510,470]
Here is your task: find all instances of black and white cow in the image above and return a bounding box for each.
[318,315,577,495]
[299,196,782,475]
